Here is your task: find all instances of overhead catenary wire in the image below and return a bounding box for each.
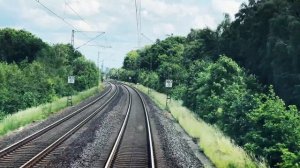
[34,0,105,49]
[76,32,105,49]
[64,1,106,47]
[64,0,108,48]
[65,2,90,27]
[34,0,77,30]
[141,33,154,43]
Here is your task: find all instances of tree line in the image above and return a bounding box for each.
[109,0,300,167]
[0,28,99,117]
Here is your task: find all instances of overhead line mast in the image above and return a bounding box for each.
[135,0,142,48]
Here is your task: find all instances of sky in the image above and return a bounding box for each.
[0,0,247,69]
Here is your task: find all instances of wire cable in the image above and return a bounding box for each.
[65,2,90,27]
[76,32,105,49]
[35,0,106,49]
[35,0,77,30]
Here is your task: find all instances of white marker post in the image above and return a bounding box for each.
[67,76,75,106]
[165,79,173,88]
[68,76,75,84]
[165,79,173,107]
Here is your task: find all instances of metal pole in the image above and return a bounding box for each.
[100,60,104,81]
[71,30,75,47]
[98,51,100,90]
[67,30,75,106]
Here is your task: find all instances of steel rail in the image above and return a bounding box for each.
[104,85,132,168]
[0,83,114,158]
[20,84,119,167]
[104,84,155,168]
[133,86,156,168]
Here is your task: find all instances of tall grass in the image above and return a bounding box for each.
[0,85,103,137]
[135,84,267,168]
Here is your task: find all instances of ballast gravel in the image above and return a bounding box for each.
[142,92,214,168]
[70,88,128,167]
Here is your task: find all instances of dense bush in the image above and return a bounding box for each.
[185,56,300,167]
[0,28,99,116]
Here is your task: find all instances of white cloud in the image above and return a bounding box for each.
[21,7,65,30]
[65,0,101,17]
[152,23,175,36]
[211,0,246,18]
[193,14,218,29]
[142,0,200,20]
[69,20,93,31]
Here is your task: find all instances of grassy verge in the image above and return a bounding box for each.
[0,84,103,137]
[134,84,267,168]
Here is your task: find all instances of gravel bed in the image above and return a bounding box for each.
[70,87,128,168]
[142,92,214,168]
[39,85,128,167]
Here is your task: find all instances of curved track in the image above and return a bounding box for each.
[105,84,155,168]
[0,83,118,167]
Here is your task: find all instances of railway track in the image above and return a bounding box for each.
[0,83,119,167]
[105,84,155,168]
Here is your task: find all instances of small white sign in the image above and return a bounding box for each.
[165,79,173,88]
[68,76,75,84]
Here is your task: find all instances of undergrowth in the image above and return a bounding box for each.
[135,84,267,168]
[0,84,103,137]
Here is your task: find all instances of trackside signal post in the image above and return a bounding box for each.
[67,76,75,106]
[165,79,173,107]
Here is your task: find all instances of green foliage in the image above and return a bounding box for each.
[0,28,46,63]
[135,84,265,168]
[185,56,300,167]
[0,28,99,116]
[137,71,159,90]
[0,86,100,137]
[123,50,140,70]
[73,57,98,91]
[221,0,300,107]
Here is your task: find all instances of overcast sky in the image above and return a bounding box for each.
[0,0,246,69]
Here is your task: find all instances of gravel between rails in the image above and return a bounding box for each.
[70,89,127,168]
[38,85,128,167]
[0,85,111,150]
[141,91,214,168]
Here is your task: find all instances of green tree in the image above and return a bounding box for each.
[0,28,46,63]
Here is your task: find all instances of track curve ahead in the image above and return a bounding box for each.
[105,84,155,168]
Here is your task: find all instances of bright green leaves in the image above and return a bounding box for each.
[123,50,140,70]
[0,29,99,116]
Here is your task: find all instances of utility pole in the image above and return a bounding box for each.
[97,51,106,83]
[98,51,100,90]
[67,29,75,106]
[101,60,104,75]
[71,30,107,92]
[71,30,75,47]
